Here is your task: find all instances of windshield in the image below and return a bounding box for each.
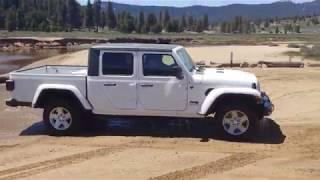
[176,48,196,72]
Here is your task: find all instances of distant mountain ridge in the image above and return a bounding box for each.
[101,0,320,22]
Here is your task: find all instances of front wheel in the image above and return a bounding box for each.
[43,99,84,136]
[215,104,258,139]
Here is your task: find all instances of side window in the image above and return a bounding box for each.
[102,52,133,75]
[143,54,178,76]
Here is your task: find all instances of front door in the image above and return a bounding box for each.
[138,53,188,111]
[88,51,137,114]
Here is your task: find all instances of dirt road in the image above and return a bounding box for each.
[1,47,320,179]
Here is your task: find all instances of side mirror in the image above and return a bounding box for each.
[173,66,184,80]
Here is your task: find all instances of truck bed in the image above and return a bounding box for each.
[9,65,88,105]
[16,65,88,76]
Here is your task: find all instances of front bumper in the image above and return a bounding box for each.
[261,92,274,116]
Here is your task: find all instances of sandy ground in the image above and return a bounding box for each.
[1,46,320,180]
[187,44,305,63]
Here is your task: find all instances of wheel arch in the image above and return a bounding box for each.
[199,88,262,116]
[32,84,92,110]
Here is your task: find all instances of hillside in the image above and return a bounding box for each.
[102,0,320,22]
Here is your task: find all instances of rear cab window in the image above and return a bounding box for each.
[101,52,134,76]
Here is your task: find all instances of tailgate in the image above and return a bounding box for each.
[7,71,87,106]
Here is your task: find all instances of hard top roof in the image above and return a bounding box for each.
[91,43,181,52]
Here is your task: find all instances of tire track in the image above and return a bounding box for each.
[149,152,267,180]
[0,137,47,153]
[0,145,19,152]
[0,145,127,180]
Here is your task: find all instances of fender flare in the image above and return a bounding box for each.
[32,84,92,110]
[198,88,261,115]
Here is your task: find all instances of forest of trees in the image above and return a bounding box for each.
[220,16,255,34]
[0,0,209,33]
[0,0,316,34]
[218,15,316,34]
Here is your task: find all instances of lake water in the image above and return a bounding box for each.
[0,49,73,74]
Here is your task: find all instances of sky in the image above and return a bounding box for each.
[77,0,313,7]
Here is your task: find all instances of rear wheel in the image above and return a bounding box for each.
[43,98,84,136]
[215,103,258,139]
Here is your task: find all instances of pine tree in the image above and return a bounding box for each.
[180,14,187,31]
[125,12,135,33]
[138,11,145,33]
[101,11,106,30]
[47,0,57,31]
[226,22,231,33]
[163,9,170,31]
[146,13,157,32]
[187,16,194,31]
[167,19,180,32]
[203,14,209,30]
[311,16,319,25]
[243,19,250,34]
[85,0,94,31]
[57,0,67,30]
[6,7,16,32]
[0,8,5,29]
[0,0,9,9]
[220,22,227,33]
[107,1,117,29]
[11,0,18,8]
[195,20,204,33]
[116,13,121,29]
[284,24,289,34]
[275,26,279,34]
[67,0,81,29]
[295,24,301,33]
[16,8,24,30]
[264,19,270,28]
[150,23,162,33]
[93,0,101,31]
[159,11,163,26]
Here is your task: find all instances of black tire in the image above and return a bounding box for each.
[215,103,258,140]
[43,98,84,136]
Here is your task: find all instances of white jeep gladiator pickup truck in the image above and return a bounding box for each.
[5,43,273,138]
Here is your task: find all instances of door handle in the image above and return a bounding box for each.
[104,83,117,87]
[140,84,154,87]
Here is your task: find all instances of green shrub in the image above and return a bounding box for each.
[300,45,320,60]
[288,43,301,48]
[268,42,279,47]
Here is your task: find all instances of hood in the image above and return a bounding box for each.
[198,68,258,88]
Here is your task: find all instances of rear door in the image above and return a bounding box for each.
[87,51,137,114]
[138,52,188,111]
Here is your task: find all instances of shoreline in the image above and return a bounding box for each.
[0,49,86,83]
[0,48,83,71]
[0,37,194,51]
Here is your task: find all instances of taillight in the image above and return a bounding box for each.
[6,80,14,91]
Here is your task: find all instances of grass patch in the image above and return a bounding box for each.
[2,30,320,46]
[283,51,301,57]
